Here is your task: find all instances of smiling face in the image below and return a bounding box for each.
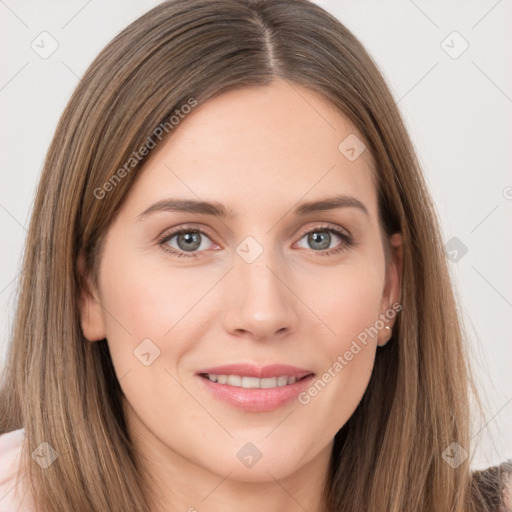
[79,78,401,490]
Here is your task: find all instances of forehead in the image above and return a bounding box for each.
[124,79,378,220]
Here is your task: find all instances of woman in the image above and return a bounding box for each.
[0,1,510,511]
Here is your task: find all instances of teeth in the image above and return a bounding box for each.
[241,376,260,388]
[204,374,302,389]
[260,377,277,388]
[277,376,288,386]
[227,375,242,387]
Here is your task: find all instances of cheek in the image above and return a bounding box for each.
[294,260,385,427]
[96,249,226,384]
[304,259,385,351]
[98,250,213,339]
[320,279,382,385]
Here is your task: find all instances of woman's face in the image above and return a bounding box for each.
[80,79,401,486]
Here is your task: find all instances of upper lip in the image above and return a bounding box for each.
[196,364,314,380]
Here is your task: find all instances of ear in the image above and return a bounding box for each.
[77,252,106,342]
[377,233,403,347]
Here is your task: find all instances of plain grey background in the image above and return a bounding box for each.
[0,0,511,470]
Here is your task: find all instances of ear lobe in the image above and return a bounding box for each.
[378,233,403,347]
[77,252,106,342]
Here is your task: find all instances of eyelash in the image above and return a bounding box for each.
[157,224,355,259]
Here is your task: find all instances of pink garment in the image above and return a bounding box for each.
[0,429,35,512]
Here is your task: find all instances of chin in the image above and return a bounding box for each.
[201,447,307,483]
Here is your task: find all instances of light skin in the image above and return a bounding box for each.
[79,78,402,512]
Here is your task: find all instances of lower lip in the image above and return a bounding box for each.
[197,374,315,412]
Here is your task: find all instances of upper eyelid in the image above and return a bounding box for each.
[295,223,351,238]
[158,224,218,244]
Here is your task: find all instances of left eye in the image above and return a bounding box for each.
[296,228,346,251]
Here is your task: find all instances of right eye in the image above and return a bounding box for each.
[158,227,219,258]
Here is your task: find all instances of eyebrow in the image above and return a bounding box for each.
[137,194,369,221]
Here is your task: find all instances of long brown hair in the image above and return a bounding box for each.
[0,0,501,510]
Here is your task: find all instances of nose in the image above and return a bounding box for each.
[222,249,300,342]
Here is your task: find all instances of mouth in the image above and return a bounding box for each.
[199,373,312,389]
[195,364,315,412]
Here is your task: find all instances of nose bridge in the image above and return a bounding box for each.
[235,237,287,308]
[222,234,298,339]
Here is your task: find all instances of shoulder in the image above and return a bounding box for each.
[472,459,512,512]
[0,428,35,512]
